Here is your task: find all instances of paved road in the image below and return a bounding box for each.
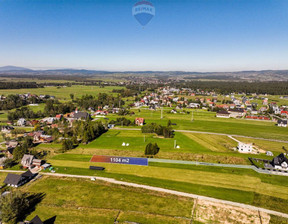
[114,128,288,143]
[40,172,288,219]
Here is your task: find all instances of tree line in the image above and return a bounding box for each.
[76,93,124,110]
[0,94,43,110]
[141,122,174,138]
[0,81,40,89]
[175,81,288,95]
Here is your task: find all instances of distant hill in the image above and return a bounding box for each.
[0,66,33,71]
[0,66,287,81]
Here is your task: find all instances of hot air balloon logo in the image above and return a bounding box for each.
[132,1,155,27]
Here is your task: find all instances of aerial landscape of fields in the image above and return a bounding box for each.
[0,0,288,223]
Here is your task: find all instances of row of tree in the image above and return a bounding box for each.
[0,81,39,89]
[0,94,42,111]
[8,107,44,121]
[176,81,288,95]
[141,123,174,138]
[44,100,75,116]
[76,93,124,110]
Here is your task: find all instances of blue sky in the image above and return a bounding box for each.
[0,0,287,71]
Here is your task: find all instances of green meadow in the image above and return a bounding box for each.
[104,108,288,141]
[43,156,288,215]
[21,176,195,224]
[67,129,274,164]
[0,85,124,100]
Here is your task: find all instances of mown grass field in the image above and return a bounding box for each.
[23,176,195,224]
[104,109,288,141]
[236,137,288,154]
[64,129,274,164]
[44,154,288,215]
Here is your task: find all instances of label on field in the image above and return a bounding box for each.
[90,155,148,166]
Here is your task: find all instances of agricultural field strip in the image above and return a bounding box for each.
[47,160,288,200]
[38,172,288,219]
[149,159,288,177]
[115,128,288,143]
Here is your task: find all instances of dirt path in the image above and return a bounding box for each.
[41,172,288,219]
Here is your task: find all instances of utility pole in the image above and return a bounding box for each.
[191,111,194,122]
[174,140,176,149]
[161,108,163,119]
[119,100,121,108]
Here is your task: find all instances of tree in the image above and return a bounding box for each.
[34,124,41,131]
[0,191,29,224]
[13,145,28,161]
[167,120,172,127]
[70,93,74,100]
[61,139,74,152]
[3,158,15,168]
[145,143,160,156]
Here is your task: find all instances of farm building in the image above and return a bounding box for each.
[216,110,230,118]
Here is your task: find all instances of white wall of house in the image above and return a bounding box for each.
[237,143,254,153]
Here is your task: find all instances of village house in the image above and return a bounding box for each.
[135,117,145,126]
[277,119,287,127]
[20,215,56,224]
[55,114,62,119]
[271,153,288,170]
[28,120,39,127]
[1,125,14,134]
[17,118,27,126]
[228,108,246,118]
[0,157,6,169]
[28,131,43,142]
[21,154,35,169]
[281,110,288,117]
[39,135,53,143]
[6,148,14,159]
[187,103,200,109]
[6,140,19,152]
[216,110,230,118]
[94,110,108,116]
[73,111,91,120]
[41,117,56,125]
[3,170,35,188]
[237,142,256,154]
